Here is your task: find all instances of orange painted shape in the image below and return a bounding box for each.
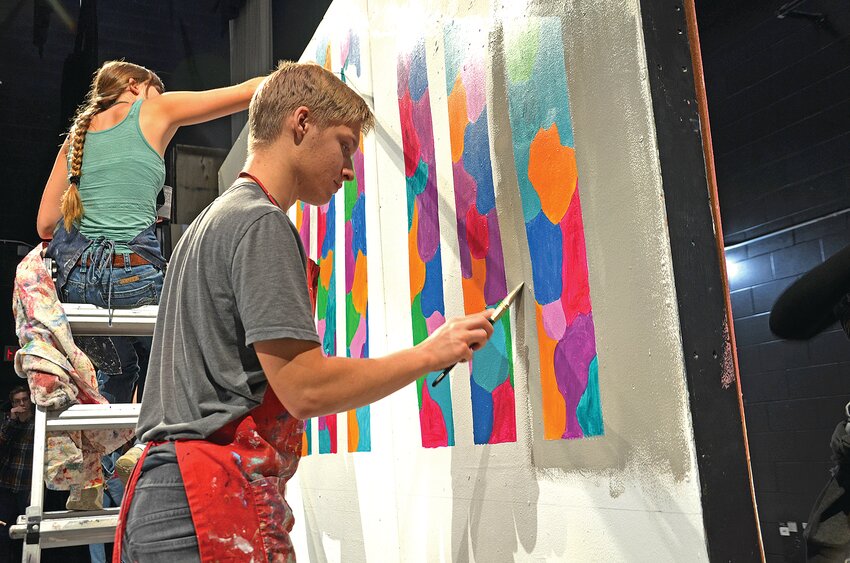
[408,203,426,303]
[347,410,359,452]
[301,432,308,456]
[352,251,368,315]
[446,76,468,164]
[319,250,334,289]
[528,124,578,225]
[537,302,566,439]
[324,45,332,71]
[461,256,488,315]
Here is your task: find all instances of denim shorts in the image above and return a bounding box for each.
[62,262,163,309]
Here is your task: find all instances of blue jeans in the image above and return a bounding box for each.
[61,259,163,404]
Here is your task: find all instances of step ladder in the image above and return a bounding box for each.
[10,303,158,562]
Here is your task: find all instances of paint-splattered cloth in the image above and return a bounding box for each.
[12,244,133,492]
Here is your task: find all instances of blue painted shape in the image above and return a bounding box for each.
[463,108,496,214]
[355,405,371,452]
[525,211,562,304]
[576,355,603,436]
[471,316,509,393]
[420,254,445,318]
[352,195,367,256]
[470,376,493,445]
[346,33,361,76]
[409,41,429,102]
[322,200,336,256]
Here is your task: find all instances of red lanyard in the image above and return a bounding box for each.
[238,171,281,209]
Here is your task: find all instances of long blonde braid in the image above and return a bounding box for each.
[60,61,164,231]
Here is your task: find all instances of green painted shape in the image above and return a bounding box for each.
[505,19,539,83]
[344,176,358,222]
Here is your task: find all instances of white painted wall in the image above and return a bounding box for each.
[225,0,709,560]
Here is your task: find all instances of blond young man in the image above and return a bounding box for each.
[115,62,493,562]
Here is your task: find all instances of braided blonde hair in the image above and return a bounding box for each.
[61,61,164,231]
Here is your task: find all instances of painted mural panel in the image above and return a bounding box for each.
[503,18,603,440]
[397,38,454,448]
[443,23,516,445]
[296,201,313,456]
[341,31,372,453]
[315,38,338,454]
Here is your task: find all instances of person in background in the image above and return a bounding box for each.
[0,386,34,563]
[35,60,265,491]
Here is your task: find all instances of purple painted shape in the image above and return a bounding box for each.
[483,210,508,304]
[542,298,567,340]
[350,315,367,359]
[345,222,355,292]
[412,90,440,264]
[462,59,486,122]
[354,151,365,196]
[553,312,596,439]
[452,159,477,279]
[425,310,446,334]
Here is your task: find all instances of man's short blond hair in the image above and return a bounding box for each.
[248,61,374,151]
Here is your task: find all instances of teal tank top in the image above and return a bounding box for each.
[72,99,165,253]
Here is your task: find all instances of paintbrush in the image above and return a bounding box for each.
[431,282,524,387]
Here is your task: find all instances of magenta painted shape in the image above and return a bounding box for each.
[452,159,477,278]
[465,205,489,259]
[489,377,517,443]
[560,189,592,325]
[553,312,596,439]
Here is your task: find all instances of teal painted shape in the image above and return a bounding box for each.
[471,315,510,393]
[443,23,465,93]
[406,159,429,230]
[576,355,603,436]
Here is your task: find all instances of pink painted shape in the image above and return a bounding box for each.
[317,319,327,342]
[350,315,367,359]
[461,57,486,122]
[561,190,592,325]
[420,384,448,447]
[345,222,355,292]
[425,310,446,335]
[452,159,477,278]
[541,299,567,340]
[489,377,517,444]
[554,313,596,439]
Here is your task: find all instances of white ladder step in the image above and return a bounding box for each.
[62,303,158,336]
[10,508,120,548]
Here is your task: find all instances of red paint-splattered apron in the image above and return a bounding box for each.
[113,389,304,562]
[114,174,320,562]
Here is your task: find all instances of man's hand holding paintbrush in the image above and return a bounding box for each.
[431,282,524,387]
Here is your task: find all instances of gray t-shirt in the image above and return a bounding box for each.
[137,181,320,441]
